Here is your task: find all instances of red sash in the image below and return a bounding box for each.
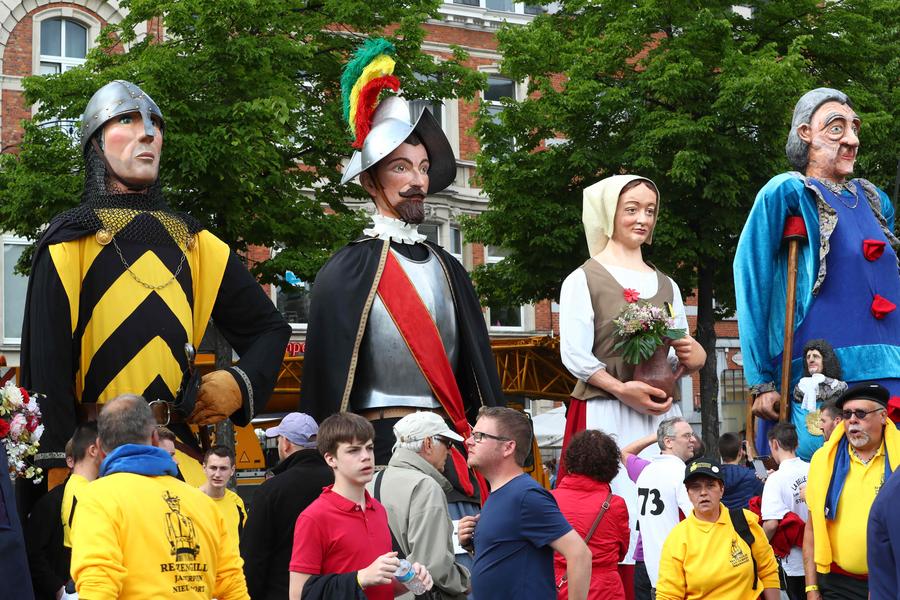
[377,250,486,500]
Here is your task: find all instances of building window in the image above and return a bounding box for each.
[419,223,440,245]
[450,0,545,12]
[449,225,463,263]
[407,73,445,133]
[721,369,748,404]
[275,275,312,327]
[39,18,88,74]
[3,239,29,343]
[484,75,515,123]
[485,245,524,330]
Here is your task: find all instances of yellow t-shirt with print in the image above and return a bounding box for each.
[656,504,780,600]
[827,443,885,575]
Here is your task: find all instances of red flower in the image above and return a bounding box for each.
[20,388,29,404]
[623,288,640,303]
[25,415,39,433]
[863,239,886,262]
[871,294,896,320]
[0,419,9,438]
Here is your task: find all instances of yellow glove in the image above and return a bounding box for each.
[187,370,243,425]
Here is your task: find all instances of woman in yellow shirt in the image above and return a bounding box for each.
[656,459,781,600]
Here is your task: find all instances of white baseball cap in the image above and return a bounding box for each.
[393,412,464,446]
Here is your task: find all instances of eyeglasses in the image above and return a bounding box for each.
[842,407,884,420]
[470,431,511,443]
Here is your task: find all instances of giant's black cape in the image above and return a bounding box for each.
[301,237,504,426]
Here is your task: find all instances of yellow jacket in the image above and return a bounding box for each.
[656,504,780,600]
[71,472,249,600]
[806,420,900,573]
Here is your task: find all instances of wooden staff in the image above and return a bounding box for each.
[779,216,808,422]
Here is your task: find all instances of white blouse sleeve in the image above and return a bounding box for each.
[669,278,689,330]
[559,269,606,382]
[668,278,689,368]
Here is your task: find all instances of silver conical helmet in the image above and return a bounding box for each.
[340,95,455,194]
[79,80,164,153]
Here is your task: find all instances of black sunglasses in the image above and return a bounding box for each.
[841,407,884,420]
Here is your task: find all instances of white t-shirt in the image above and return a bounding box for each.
[760,456,810,576]
[634,453,693,586]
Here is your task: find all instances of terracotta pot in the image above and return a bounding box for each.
[632,340,685,402]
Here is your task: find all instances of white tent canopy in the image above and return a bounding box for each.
[532,405,567,448]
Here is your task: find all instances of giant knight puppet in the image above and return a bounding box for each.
[735,87,900,454]
[301,40,504,505]
[20,81,291,498]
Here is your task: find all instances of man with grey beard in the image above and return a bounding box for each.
[803,383,900,599]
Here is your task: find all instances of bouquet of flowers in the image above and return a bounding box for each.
[612,289,686,365]
[0,381,44,482]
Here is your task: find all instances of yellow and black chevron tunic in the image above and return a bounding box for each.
[22,209,291,469]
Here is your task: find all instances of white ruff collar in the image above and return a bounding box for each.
[363,214,426,245]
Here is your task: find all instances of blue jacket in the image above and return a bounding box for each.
[868,466,900,598]
[720,463,764,510]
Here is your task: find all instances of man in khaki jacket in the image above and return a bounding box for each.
[367,412,471,599]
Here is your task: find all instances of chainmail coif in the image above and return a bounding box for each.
[51,144,203,250]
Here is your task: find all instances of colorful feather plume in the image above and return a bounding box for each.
[341,38,401,149]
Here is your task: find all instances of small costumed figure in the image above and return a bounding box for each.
[791,339,847,460]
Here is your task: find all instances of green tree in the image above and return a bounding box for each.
[0,0,483,283]
[466,0,900,451]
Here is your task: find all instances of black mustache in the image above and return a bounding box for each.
[399,187,426,199]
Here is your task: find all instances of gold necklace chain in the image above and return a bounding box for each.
[111,236,187,290]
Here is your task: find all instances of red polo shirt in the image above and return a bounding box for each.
[290,485,393,600]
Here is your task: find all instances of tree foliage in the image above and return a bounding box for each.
[466,0,899,449]
[467,0,900,311]
[0,0,484,281]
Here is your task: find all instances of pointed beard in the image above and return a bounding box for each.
[396,198,425,224]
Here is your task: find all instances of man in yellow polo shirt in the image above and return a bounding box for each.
[199,445,247,551]
[804,382,900,599]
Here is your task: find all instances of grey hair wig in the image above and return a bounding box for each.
[657,416,687,451]
[785,87,853,171]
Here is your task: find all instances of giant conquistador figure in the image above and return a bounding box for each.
[20,81,291,501]
[301,40,504,513]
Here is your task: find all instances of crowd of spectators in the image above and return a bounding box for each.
[18,382,900,600]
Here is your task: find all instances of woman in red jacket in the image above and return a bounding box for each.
[552,429,630,600]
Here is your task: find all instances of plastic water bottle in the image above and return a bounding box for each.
[394,558,427,595]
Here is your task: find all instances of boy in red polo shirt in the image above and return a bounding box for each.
[288,412,433,600]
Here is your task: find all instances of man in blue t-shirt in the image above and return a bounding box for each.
[459,407,590,599]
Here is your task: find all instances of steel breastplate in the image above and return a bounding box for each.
[350,248,458,410]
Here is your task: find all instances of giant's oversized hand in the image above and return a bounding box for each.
[188,370,242,425]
